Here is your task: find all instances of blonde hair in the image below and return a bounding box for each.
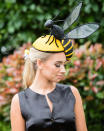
[22,47,53,88]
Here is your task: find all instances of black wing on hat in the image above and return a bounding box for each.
[63,2,82,31]
[65,23,100,39]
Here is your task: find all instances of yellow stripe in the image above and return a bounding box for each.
[63,40,71,48]
[65,52,73,57]
[65,46,73,53]
[67,58,71,61]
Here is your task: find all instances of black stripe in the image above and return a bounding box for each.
[63,39,69,46]
[32,46,63,53]
[66,54,73,58]
[64,41,72,50]
[64,47,73,55]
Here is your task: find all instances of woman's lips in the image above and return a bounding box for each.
[57,75,64,79]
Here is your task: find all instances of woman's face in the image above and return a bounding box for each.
[39,52,67,82]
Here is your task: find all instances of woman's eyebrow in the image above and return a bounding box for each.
[55,61,66,63]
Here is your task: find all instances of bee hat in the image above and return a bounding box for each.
[24,2,99,61]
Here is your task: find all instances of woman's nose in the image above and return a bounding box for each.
[60,65,66,73]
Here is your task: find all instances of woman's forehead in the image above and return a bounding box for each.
[48,52,66,62]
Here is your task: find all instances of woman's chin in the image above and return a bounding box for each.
[55,78,63,82]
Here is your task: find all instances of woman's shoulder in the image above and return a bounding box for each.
[11,93,19,107]
[58,83,80,99]
[70,85,79,95]
[57,83,79,96]
[11,91,26,115]
[69,85,82,104]
[10,93,20,116]
[57,83,78,92]
[11,89,25,106]
[11,93,19,104]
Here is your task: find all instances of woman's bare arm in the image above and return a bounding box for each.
[70,86,88,131]
[10,94,25,131]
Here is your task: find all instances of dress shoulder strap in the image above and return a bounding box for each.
[18,90,27,120]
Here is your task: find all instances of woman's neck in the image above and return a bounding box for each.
[29,71,56,95]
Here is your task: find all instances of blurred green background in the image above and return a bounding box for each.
[0,0,104,131]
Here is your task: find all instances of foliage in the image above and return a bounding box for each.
[0,122,10,131]
[0,0,104,61]
[0,42,31,127]
[0,115,10,131]
[0,41,104,130]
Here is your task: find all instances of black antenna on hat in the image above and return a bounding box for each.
[54,20,64,23]
[52,11,60,21]
[44,2,99,47]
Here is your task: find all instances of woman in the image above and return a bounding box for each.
[10,34,88,131]
[10,2,99,130]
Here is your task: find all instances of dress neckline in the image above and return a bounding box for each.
[27,83,59,97]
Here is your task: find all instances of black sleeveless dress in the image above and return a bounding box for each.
[18,83,76,131]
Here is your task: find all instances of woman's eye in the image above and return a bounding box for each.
[55,64,60,67]
[55,64,66,68]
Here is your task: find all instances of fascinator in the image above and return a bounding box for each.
[24,2,99,61]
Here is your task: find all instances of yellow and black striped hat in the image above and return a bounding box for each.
[24,2,99,61]
[32,35,73,61]
[23,2,99,61]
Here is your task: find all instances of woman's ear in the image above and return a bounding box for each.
[37,59,44,69]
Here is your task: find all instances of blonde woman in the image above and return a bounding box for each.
[10,35,88,131]
[10,2,99,130]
